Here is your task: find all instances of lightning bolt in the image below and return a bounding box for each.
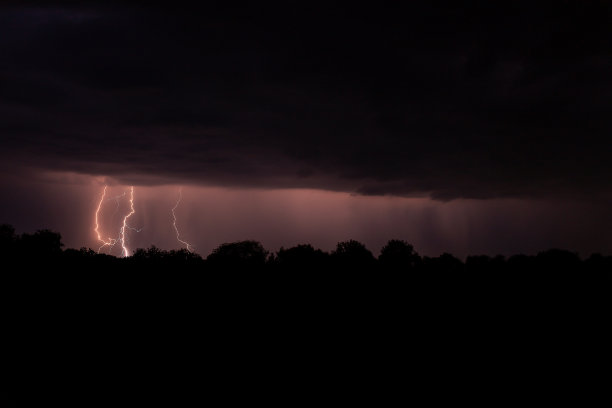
[119,186,136,257]
[94,185,141,257]
[94,185,119,253]
[172,187,194,252]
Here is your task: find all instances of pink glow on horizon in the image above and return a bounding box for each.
[2,170,611,259]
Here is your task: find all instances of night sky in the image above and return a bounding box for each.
[1,1,611,258]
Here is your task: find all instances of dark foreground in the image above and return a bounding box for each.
[1,226,611,406]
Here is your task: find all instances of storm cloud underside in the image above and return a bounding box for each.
[2,2,611,199]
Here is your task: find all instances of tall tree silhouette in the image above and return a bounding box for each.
[19,229,63,257]
[207,240,268,269]
[275,244,330,271]
[0,224,18,256]
[332,240,376,270]
[379,239,420,271]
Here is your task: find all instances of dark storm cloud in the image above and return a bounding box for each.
[1,1,612,199]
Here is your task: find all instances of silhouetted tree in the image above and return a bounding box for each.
[585,253,610,272]
[466,255,491,270]
[0,224,18,256]
[275,244,330,270]
[133,245,164,261]
[332,240,376,270]
[0,224,17,243]
[19,229,63,257]
[378,239,420,271]
[536,249,581,273]
[507,254,535,272]
[63,247,97,259]
[207,240,268,270]
[166,248,202,262]
[130,246,204,271]
[422,253,463,273]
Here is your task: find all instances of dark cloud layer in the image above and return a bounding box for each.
[2,1,611,199]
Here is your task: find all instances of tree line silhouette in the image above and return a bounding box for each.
[2,224,611,279]
[2,223,609,408]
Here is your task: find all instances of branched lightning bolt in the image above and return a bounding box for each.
[94,185,141,257]
[94,185,119,253]
[119,186,136,257]
[172,187,194,252]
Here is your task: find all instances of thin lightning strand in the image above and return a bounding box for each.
[107,191,126,222]
[94,185,107,243]
[119,186,136,257]
[94,185,118,253]
[172,188,194,252]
